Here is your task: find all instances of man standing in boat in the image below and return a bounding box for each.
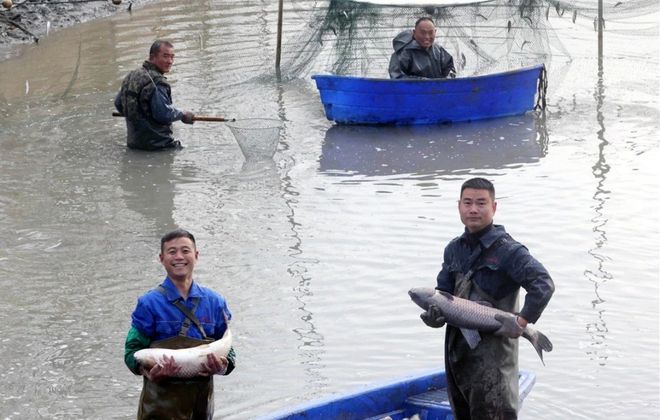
[389,17,456,79]
[124,228,236,419]
[420,177,554,419]
[115,40,195,150]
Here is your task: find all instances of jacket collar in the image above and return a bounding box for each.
[161,277,203,301]
[142,61,165,76]
[461,224,506,249]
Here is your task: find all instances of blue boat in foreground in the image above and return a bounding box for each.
[259,369,536,420]
[312,64,547,125]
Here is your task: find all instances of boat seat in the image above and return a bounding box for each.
[402,388,453,420]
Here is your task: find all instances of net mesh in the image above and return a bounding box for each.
[226,118,283,161]
[276,0,658,80]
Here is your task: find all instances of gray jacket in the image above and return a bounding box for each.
[388,30,456,79]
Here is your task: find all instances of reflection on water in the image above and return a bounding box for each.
[119,149,178,234]
[319,114,548,177]
[584,48,611,367]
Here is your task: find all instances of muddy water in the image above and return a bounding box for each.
[0,1,658,419]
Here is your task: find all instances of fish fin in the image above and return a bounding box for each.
[522,327,553,366]
[460,328,482,349]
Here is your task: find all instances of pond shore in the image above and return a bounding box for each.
[0,0,151,60]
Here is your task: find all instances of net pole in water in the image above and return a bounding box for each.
[275,0,284,73]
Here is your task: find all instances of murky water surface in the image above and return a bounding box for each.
[0,1,658,419]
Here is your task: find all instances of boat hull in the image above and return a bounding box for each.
[259,369,536,420]
[312,65,545,125]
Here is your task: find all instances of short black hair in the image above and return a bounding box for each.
[149,40,174,57]
[460,177,495,200]
[160,228,196,253]
[415,17,435,28]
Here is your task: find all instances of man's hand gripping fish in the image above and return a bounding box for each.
[134,328,232,378]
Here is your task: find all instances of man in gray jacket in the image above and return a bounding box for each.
[389,17,456,79]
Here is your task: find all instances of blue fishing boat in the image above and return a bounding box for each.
[312,65,547,125]
[259,369,536,420]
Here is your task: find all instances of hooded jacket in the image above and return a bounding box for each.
[388,29,456,79]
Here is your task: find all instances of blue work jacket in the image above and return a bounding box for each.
[131,277,232,341]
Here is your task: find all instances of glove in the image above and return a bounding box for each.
[181,111,195,125]
[493,314,524,338]
[420,305,446,328]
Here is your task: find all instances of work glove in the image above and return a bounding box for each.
[493,314,524,338]
[181,111,195,125]
[420,305,446,328]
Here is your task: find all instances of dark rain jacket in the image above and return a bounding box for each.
[436,224,554,420]
[388,29,456,79]
[115,61,182,150]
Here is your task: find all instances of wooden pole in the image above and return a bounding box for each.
[597,0,603,60]
[112,112,234,122]
[275,0,284,73]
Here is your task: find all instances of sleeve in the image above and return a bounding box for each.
[213,295,236,375]
[213,297,233,339]
[224,346,237,375]
[124,326,152,375]
[443,53,456,79]
[506,247,555,323]
[131,296,156,337]
[388,52,406,79]
[150,84,184,124]
[114,91,123,114]
[435,243,455,294]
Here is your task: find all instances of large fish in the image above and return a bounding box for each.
[409,287,552,364]
[134,328,232,378]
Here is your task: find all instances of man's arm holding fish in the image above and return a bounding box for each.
[420,241,552,336]
[124,300,237,381]
[124,325,236,381]
[124,325,182,381]
[197,318,236,378]
[493,245,555,338]
[124,326,150,375]
[419,244,453,328]
[420,301,446,328]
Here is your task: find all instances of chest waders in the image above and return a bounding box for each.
[137,287,215,420]
[445,240,520,420]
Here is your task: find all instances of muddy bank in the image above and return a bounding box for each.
[0,0,152,59]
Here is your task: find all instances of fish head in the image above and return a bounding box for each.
[133,350,157,369]
[408,287,438,310]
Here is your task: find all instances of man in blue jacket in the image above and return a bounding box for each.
[389,17,456,79]
[115,40,195,150]
[421,177,554,420]
[124,228,236,419]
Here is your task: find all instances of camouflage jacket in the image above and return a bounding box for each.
[115,61,180,150]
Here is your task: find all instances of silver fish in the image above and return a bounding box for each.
[134,328,232,378]
[409,287,552,364]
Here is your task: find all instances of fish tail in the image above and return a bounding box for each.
[523,329,553,366]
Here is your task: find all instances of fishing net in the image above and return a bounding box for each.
[226,118,283,161]
[276,0,658,80]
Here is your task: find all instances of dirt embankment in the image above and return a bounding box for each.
[0,0,149,56]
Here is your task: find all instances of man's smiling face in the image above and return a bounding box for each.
[159,236,198,282]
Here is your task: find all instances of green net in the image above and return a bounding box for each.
[276,0,657,80]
